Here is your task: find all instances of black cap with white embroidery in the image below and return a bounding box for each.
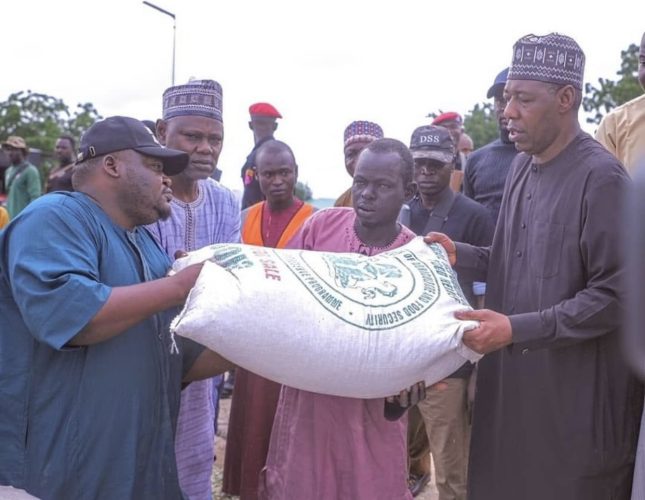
[409,125,456,164]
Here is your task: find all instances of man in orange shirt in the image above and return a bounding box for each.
[223,140,314,500]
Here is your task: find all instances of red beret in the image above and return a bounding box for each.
[249,102,282,118]
[432,111,462,126]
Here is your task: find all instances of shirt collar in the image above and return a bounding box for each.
[427,186,455,220]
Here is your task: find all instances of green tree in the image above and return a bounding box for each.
[294,181,313,201]
[68,101,103,142]
[0,90,102,163]
[463,102,499,149]
[583,43,643,125]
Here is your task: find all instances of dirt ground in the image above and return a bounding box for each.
[212,397,438,500]
[0,486,38,499]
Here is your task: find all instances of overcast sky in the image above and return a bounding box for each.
[1,1,643,198]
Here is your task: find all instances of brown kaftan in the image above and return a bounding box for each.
[456,133,643,500]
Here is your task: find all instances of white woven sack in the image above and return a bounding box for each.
[171,237,481,398]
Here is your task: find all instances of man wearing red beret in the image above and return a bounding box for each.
[432,112,466,190]
[241,102,282,209]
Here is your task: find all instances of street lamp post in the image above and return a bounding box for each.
[142,1,176,85]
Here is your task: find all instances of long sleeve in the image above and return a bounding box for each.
[454,242,490,283]
[462,158,475,199]
[468,209,495,247]
[26,166,42,202]
[229,211,242,244]
[509,170,627,350]
[626,160,645,379]
[595,112,618,156]
[222,185,242,243]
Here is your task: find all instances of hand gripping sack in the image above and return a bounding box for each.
[170,237,481,398]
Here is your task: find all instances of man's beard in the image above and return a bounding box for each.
[499,125,512,144]
[156,203,172,221]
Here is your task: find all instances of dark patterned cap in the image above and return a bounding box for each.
[343,121,384,147]
[508,33,585,90]
[162,79,223,122]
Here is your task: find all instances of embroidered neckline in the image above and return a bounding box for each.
[349,223,402,254]
[170,181,206,252]
[171,182,205,209]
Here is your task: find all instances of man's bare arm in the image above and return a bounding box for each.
[184,349,235,382]
[69,264,203,346]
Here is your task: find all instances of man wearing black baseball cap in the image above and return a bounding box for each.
[76,115,188,176]
[462,67,517,224]
[71,116,191,226]
[403,124,494,499]
[0,116,233,499]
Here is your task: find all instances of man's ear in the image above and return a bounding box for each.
[558,85,576,113]
[273,122,278,132]
[405,181,417,200]
[248,121,253,132]
[102,154,121,179]
[156,119,168,146]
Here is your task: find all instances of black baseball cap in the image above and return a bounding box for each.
[76,116,189,176]
[409,125,456,163]
[486,67,509,98]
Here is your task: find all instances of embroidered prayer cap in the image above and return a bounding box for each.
[249,102,282,119]
[343,121,384,148]
[76,116,189,176]
[409,125,456,164]
[162,79,223,122]
[2,136,28,152]
[487,68,509,98]
[431,112,462,126]
[508,33,585,90]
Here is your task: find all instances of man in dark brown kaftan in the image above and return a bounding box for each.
[428,33,643,500]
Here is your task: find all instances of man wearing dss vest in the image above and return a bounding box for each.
[223,140,314,500]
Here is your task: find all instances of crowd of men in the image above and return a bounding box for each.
[0,30,644,500]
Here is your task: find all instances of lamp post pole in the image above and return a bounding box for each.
[142,1,176,85]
